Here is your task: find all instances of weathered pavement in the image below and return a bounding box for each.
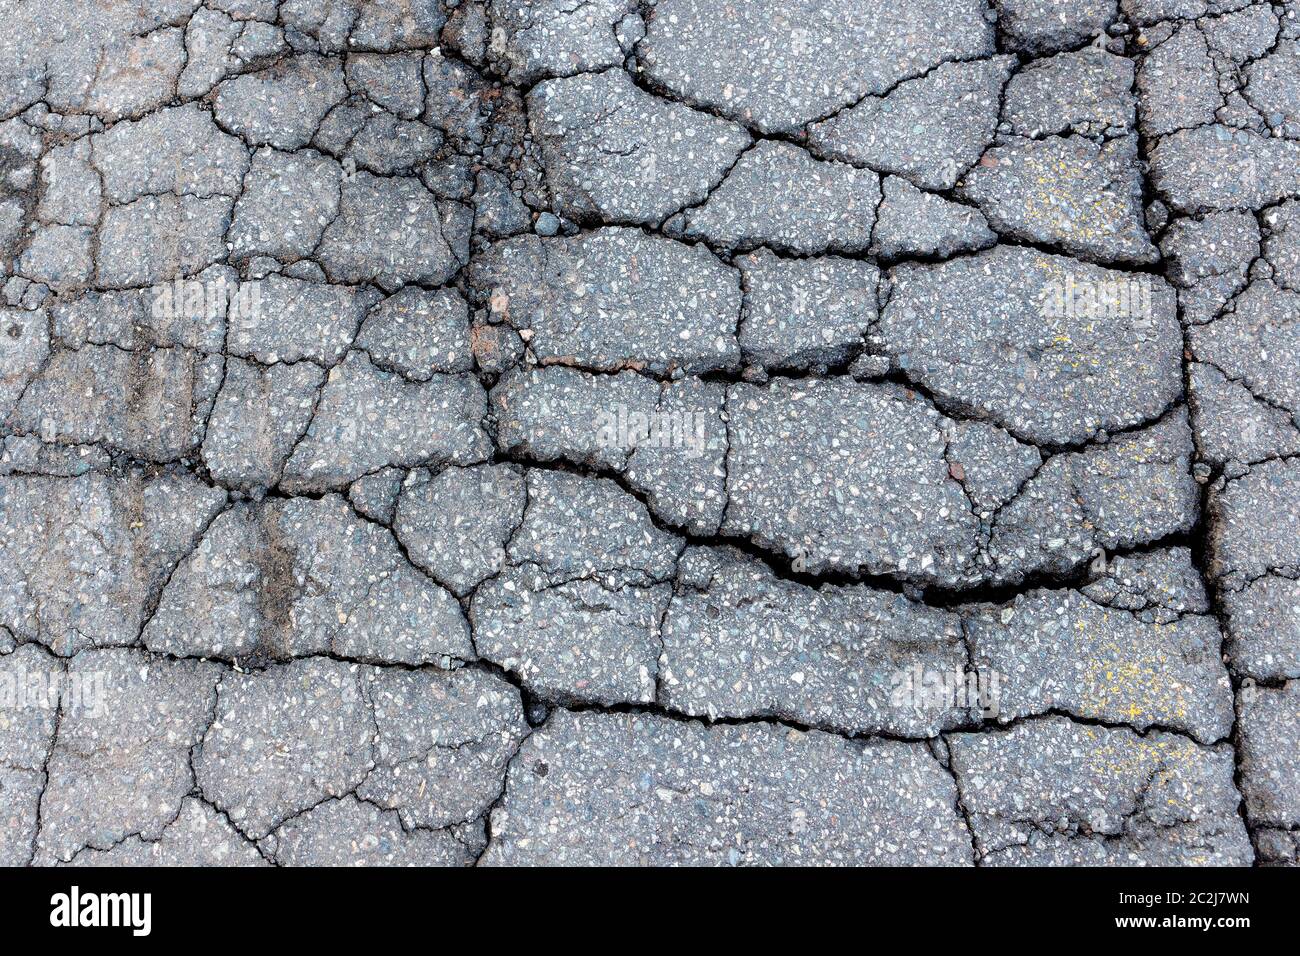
[0,0,1296,867]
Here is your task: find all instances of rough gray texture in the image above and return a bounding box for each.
[624,377,730,535]
[722,377,979,586]
[0,644,59,865]
[487,0,640,84]
[958,135,1158,265]
[991,0,1118,55]
[639,0,996,134]
[144,495,473,666]
[807,58,1015,191]
[395,463,526,597]
[873,178,997,261]
[1151,126,1300,214]
[357,667,528,831]
[1209,457,1300,593]
[660,547,971,736]
[949,717,1251,866]
[201,357,324,489]
[1188,362,1300,468]
[877,246,1182,446]
[316,172,460,289]
[490,365,660,471]
[529,69,749,226]
[12,344,224,461]
[1160,210,1259,327]
[1137,22,1221,138]
[483,710,973,865]
[470,228,741,375]
[736,250,879,369]
[61,797,268,867]
[2,0,1294,869]
[279,352,491,493]
[228,147,341,262]
[1004,48,1135,139]
[194,658,374,841]
[214,55,347,151]
[986,410,1200,583]
[1237,681,1300,830]
[967,577,1233,743]
[672,141,881,255]
[0,471,226,656]
[722,379,1196,590]
[1189,282,1300,454]
[227,276,378,366]
[1222,575,1300,683]
[470,470,680,705]
[265,796,472,867]
[356,288,475,379]
[35,649,221,864]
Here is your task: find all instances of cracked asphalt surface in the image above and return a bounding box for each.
[0,0,1296,868]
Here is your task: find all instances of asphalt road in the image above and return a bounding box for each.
[0,0,1295,867]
